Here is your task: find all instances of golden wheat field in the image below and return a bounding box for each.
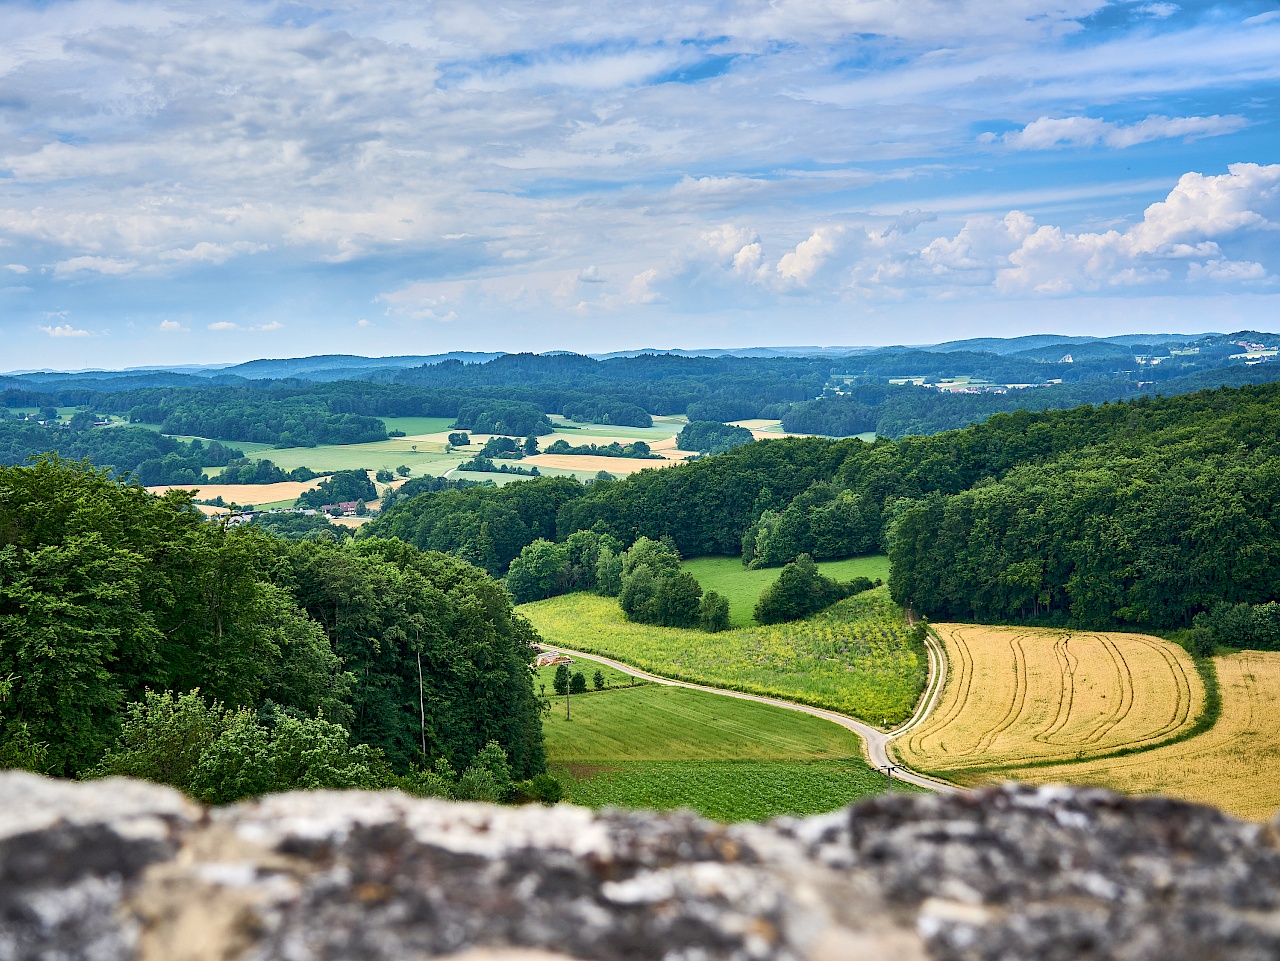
[1015,651,1280,821]
[145,478,329,503]
[896,624,1203,779]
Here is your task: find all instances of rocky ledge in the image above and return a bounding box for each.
[2,771,1279,961]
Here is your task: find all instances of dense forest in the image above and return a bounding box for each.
[0,458,546,791]
[0,417,245,484]
[369,381,1280,633]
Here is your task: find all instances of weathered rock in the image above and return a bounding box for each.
[1,771,1279,961]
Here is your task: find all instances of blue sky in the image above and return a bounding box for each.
[1,0,1277,369]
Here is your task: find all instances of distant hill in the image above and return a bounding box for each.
[590,346,874,360]
[213,352,504,381]
[928,333,1211,355]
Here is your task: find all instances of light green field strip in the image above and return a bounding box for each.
[557,760,920,823]
[520,586,925,725]
[681,555,891,628]
[540,675,868,763]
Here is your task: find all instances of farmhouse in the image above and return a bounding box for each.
[534,650,574,668]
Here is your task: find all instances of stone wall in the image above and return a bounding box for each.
[2,771,1279,961]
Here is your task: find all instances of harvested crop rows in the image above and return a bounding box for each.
[1015,651,1280,821]
[896,624,1203,780]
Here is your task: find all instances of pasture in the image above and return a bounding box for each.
[519,586,926,725]
[681,555,891,627]
[1015,651,1280,821]
[896,624,1205,780]
[540,679,867,763]
[560,761,913,822]
[537,651,915,820]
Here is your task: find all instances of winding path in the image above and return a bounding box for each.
[542,629,962,795]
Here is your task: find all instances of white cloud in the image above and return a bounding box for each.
[1187,259,1268,283]
[940,163,1280,295]
[995,114,1247,150]
[39,324,91,337]
[207,320,283,332]
[357,318,372,327]
[4,264,28,274]
[777,228,841,285]
[624,268,660,305]
[158,319,189,332]
[54,256,140,276]
[577,266,605,283]
[1137,3,1178,19]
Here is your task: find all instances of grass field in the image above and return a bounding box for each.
[1013,651,1280,821]
[560,761,913,822]
[537,650,917,820]
[378,416,456,435]
[681,555,891,628]
[896,624,1205,781]
[520,586,925,725]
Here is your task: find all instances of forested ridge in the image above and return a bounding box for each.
[7,331,1280,446]
[369,381,1280,632]
[0,457,545,789]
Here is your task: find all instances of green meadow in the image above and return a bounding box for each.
[520,586,925,726]
[537,651,916,820]
[681,555,891,627]
[559,760,914,822]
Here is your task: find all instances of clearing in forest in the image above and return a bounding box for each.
[896,624,1203,780]
[520,586,926,725]
[1014,651,1280,821]
[681,555,891,628]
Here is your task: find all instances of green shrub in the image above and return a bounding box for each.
[754,555,873,625]
[569,672,587,695]
[699,591,731,632]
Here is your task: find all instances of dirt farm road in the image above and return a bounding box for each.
[542,631,963,796]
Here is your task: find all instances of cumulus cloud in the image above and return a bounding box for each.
[357,318,373,327]
[39,323,91,337]
[992,114,1247,150]
[906,163,1280,295]
[4,264,28,274]
[158,319,189,332]
[777,228,841,285]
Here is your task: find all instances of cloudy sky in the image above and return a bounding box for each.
[2,0,1278,369]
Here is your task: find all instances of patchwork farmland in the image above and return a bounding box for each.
[896,624,1204,780]
[1015,651,1280,821]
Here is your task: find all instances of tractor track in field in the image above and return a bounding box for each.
[538,627,964,796]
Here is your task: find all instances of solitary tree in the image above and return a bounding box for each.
[396,465,410,477]
[592,669,604,691]
[552,663,569,696]
[569,672,587,695]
